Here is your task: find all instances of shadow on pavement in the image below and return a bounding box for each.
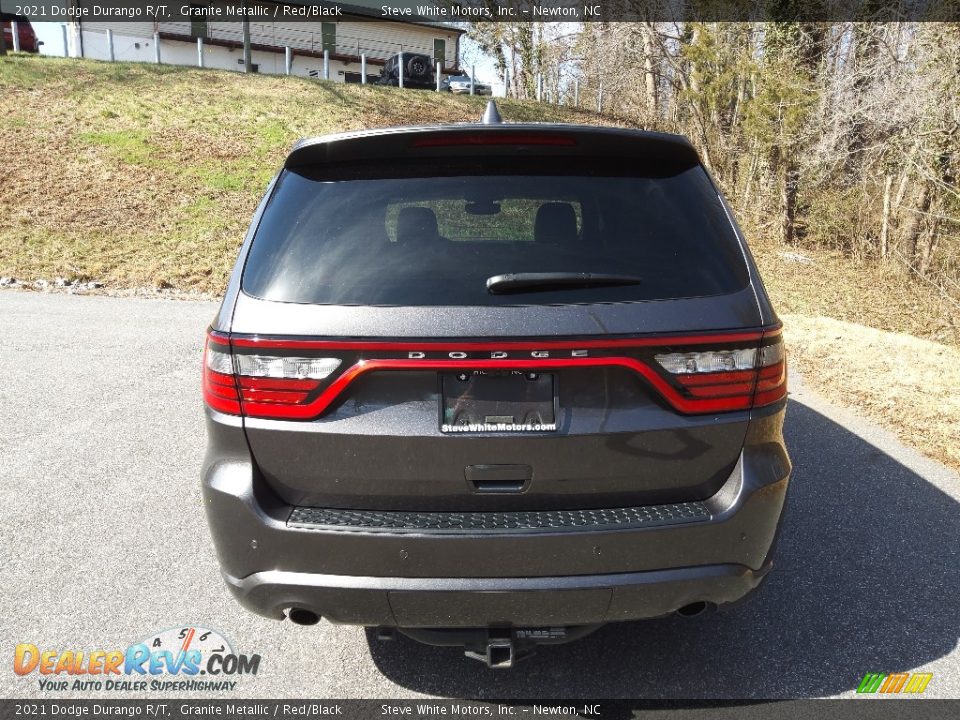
[366,399,959,698]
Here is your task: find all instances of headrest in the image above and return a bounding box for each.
[396,206,440,244]
[534,202,578,244]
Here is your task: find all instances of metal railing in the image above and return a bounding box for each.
[62,24,482,92]
[159,21,451,66]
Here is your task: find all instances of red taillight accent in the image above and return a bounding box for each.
[237,376,320,392]
[202,337,241,415]
[240,388,312,404]
[675,369,756,387]
[753,360,788,406]
[678,376,757,398]
[203,328,786,421]
[412,133,577,148]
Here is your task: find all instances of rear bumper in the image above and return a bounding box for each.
[223,562,771,627]
[202,406,790,627]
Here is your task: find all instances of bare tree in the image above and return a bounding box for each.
[481,19,958,284]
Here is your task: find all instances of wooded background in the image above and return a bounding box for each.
[468,21,960,302]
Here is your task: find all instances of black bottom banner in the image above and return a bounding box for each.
[1,700,959,720]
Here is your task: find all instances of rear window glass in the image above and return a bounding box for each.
[241,160,749,306]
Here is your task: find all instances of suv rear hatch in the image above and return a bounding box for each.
[208,124,784,512]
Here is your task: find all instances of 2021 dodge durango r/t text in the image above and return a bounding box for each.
[202,104,791,668]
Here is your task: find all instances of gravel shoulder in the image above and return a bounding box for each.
[783,313,960,471]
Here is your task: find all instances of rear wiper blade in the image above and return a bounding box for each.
[486,272,644,295]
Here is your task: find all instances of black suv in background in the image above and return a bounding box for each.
[377,52,436,89]
[202,103,791,668]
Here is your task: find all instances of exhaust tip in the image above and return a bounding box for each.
[675,601,713,618]
[287,608,321,626]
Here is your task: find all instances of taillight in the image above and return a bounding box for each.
[654,332,787,412]
[752,339,788,407]
[202,330,343,418]
[234,354,341,417]
[202,336,241,415]
[202,328,786,421]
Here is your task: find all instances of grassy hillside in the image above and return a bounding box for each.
[4,55,955,339]
[0,55,617,292]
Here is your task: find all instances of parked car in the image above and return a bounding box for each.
[1,14,41,53]
[202,102,791,668]
[442,74,493,96]
[376,52,436,89]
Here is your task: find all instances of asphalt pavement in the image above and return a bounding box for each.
[1,291,957,699]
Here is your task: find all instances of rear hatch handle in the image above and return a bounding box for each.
[465,464,532,493]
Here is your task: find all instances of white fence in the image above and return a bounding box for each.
[45,24,486,92]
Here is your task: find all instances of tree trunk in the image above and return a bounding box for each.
[917,222,940,275]
[901,183,931,261]
[781,160,799,245]
[746,143,761,218]
[640,24,658,115]
[879,174,893,257]
[517,24,535,99]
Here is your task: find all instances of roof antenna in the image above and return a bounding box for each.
[481,100,503,125]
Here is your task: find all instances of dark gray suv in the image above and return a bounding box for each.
[377,52,436,89]
[202,104,790,668]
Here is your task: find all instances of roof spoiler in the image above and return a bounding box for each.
[284,124,699,170]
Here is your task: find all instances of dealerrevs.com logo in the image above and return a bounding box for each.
[14,626,260,692]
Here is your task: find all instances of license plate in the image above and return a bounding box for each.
[440,371,557,433]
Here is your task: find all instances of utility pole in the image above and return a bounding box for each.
[0,25,7,56]
[242,12,252,73]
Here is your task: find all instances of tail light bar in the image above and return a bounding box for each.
[202,328,786,420]
[412,133,577,148]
